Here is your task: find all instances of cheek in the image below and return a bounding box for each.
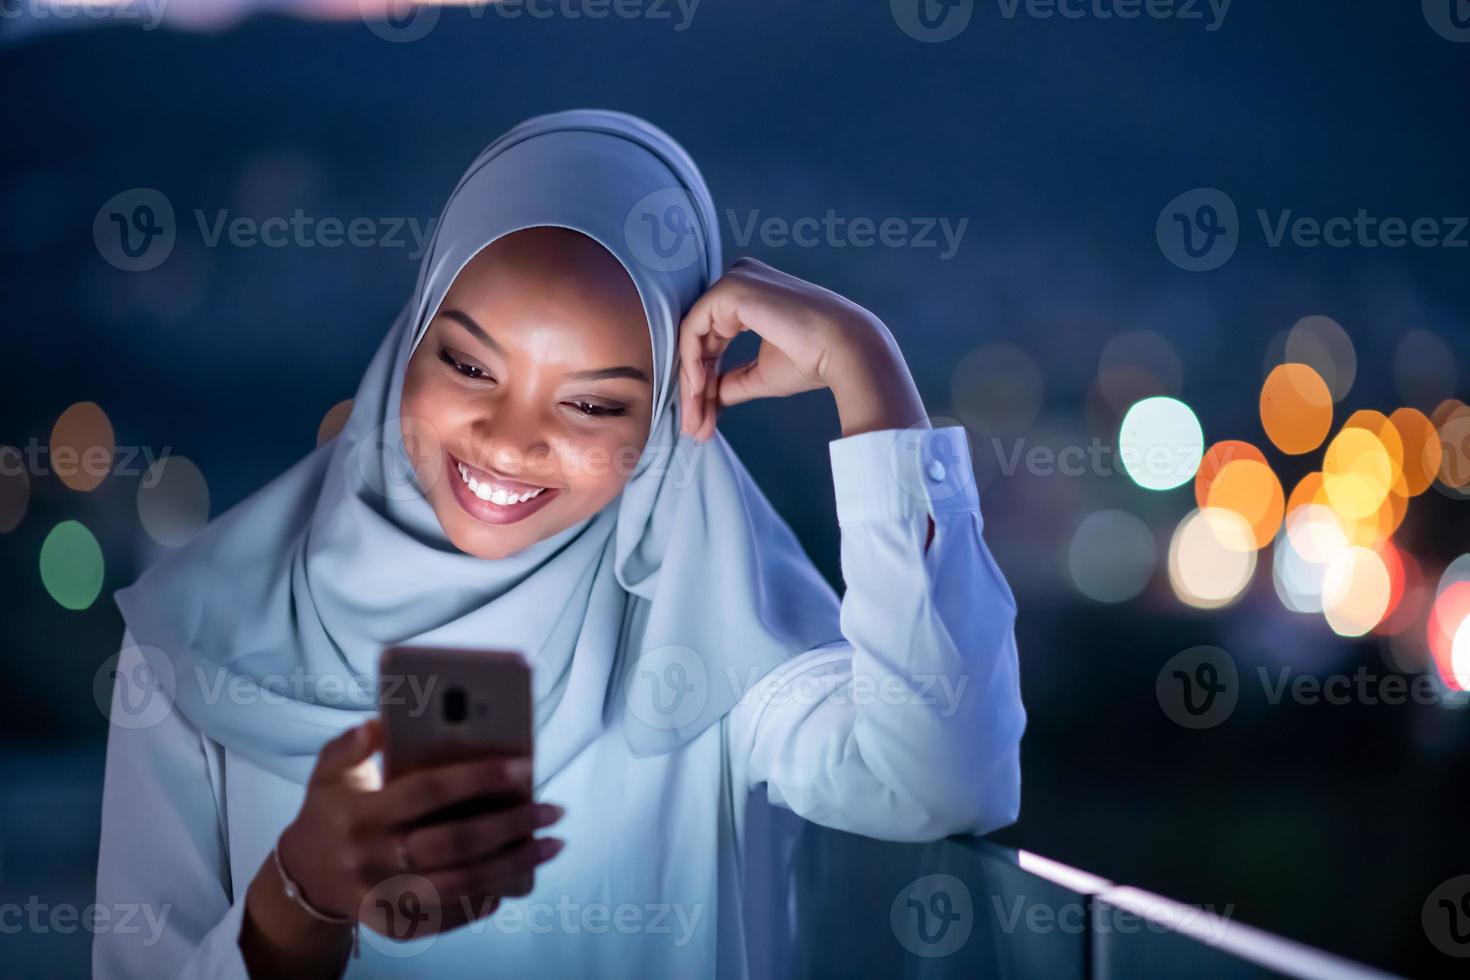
[557,426,649,499]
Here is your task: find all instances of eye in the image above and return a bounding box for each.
[438,347,491,382]
[566,399,628,418]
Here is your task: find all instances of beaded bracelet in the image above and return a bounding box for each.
[272,842,361,959]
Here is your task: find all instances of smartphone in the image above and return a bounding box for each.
[378,646,534,825]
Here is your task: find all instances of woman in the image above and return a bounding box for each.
[94,109,1024,979]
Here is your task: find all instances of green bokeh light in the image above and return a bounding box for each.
[40,520,105,611]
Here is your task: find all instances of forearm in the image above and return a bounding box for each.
[240,846,353,979]
[827,324,931,438]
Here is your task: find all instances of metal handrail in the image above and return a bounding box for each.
[791,828,1400,979]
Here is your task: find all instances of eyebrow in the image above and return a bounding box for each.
[438,308,651,384]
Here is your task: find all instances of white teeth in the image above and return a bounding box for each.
[456,461,546,506]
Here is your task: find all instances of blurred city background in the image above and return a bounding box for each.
[2,1,1469,975]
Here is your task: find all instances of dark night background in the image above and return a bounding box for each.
[2,1,1469,976]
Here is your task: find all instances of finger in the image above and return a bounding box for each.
[372,755,533,828]
[698,350,721,442]
[678,356,702,437]
[404,802,564,871]
[428,837,564,901]
[678,277,747,435]
[715,359,770,410]
[311,719,380,783]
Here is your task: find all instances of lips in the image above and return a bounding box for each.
[445,452,560,526]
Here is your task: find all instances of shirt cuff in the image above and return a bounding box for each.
[828,425,979,526]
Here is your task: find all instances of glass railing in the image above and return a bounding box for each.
[789,827,1399,979]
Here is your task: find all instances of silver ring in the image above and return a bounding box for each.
[394,835,415,873]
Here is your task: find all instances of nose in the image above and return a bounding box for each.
[469,398,551,477]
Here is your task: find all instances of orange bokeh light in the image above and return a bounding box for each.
[1389,407,1441,496]
[1204,458,1284,551]
[1194,440,1268,510]
[49,401,115,493]
[1260,363,1333,455]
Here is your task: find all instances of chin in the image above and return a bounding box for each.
[445,520,536,560]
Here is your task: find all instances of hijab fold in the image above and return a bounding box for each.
[116,109,844,787]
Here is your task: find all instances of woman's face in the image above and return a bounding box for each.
[400,227,655,560]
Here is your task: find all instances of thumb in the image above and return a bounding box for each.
[313,718,381,781]
[716,359,768,409]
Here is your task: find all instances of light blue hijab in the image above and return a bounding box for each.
[115,109,844,787]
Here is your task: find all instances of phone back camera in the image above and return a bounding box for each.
[443,686,468,724]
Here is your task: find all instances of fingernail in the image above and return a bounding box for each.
[536,803,565,824]
[538,837,565,860]
[507,759,533,781]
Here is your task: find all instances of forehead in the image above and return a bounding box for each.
[440,227,651,362]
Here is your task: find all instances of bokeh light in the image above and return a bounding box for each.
[39,520,105,611]
[1387,407,1441,496]
[0,447,28,533]
[1203,457,1284,551]
[951,343,1044,435]
[1432,399,1470,495]
[1322,427,1393,520]
[1321,546,1391,638]
[1259,364,1332,455]
[138,455,211,547]
[1453,619,1470,693]
[1439,554,1470,597]
[49,401,115,492]
[317,398,354,446]
[1067,510,1157,604]
[1273,504,1349,613]
[1194,440,1267,509]
[1095,330,1183,413]
[1374,544,1424,637]
[1168,508,1256,609]
[1394,329,1457,409]
[1119,396,1203,491]
[1429,582,1470,691]
[1283,314,1356,403]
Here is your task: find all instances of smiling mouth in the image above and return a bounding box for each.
[454,460,547,505]
[445,452,560,525]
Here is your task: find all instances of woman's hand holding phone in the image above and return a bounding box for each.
[241,719,565,978]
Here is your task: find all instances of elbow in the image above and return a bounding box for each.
[924,678,1027,839]
[901,740,1022,841]
[966,753,1021,837]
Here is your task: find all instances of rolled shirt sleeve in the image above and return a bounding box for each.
[729,425,1025,841]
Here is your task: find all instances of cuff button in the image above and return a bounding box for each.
[926,459,947,483]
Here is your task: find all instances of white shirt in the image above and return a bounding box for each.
[93,426,1025,979]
